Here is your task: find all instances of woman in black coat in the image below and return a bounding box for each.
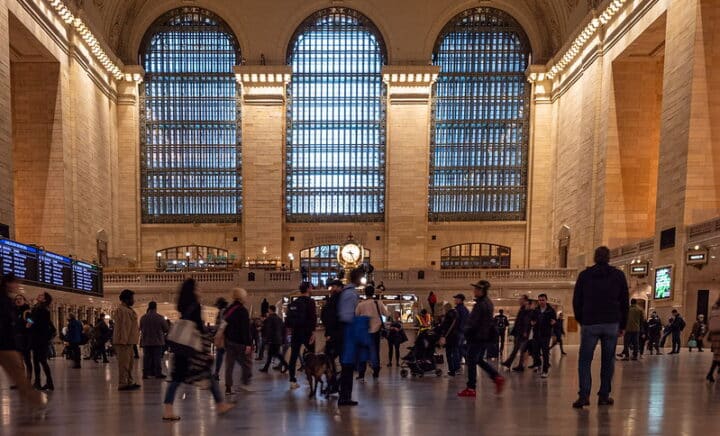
[29,292,54,391]
[162,279,234,421]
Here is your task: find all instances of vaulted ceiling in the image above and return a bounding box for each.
[74,0,604,64]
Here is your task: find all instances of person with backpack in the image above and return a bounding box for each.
[669,310,685,354]
[259,305,287,373]
[286,282,317,389]
[29,292,55,391]
[494,309,509,355]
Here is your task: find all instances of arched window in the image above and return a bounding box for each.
[300,244,372,286]
[139,8,241,223]
[286,8,387,222]
[440,243,511,269]
[430,8,531,221]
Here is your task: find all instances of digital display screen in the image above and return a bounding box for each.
[654,266,673,299]
[0,239,39,281]
[0,238,102,296]
[39,251,72,288]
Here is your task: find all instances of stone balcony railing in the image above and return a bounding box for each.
[688,217,720,242]
[103,268,578,294]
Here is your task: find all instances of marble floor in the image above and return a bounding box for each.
[2,346,720,435]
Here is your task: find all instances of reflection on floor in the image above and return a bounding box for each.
[2,346,720,435]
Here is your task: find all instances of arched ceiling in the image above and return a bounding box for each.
[73,0,604,65]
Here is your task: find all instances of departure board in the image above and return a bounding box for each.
[0,239,39,281]
[0,237,103,296]
[39,251,73,289]
[73,261,101,294]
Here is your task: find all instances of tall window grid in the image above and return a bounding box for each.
[139,8,242,223]
[430,8,531,221]
[286,8,387,222]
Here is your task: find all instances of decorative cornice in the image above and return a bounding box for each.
[382,65,440,105]
[546,0,633,81]
[234,65,292,105]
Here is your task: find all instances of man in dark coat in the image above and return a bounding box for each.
[533,294,557,377]
[572,246,629,408]
[139,301,169,378]
[458,280,505,397]
[259,305,288,372]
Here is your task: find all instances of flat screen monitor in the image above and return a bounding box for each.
[0,239,39,281]
[654,265,673,300]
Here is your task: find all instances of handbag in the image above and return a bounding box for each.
[167,319,203,354]
[688,338,698,348]
[374,301,388,338]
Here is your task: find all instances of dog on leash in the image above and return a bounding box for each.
[303,352,336,399]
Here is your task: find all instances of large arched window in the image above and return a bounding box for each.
[430,8,531,221]
[286,8,387,222]
[139,8,241,223]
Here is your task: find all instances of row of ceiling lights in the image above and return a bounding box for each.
[546,0,630,80]
[48,0,125,81]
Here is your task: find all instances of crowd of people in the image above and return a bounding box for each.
[2,246,720,418]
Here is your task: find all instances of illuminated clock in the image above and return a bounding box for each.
[338,242,363,268]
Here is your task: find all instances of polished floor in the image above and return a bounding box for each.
[2,345,720,435]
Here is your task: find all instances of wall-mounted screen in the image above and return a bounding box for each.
[0,238,102,296]
[654,265,673,300]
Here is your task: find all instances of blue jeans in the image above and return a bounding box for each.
[671,330,681,353]
[578,323,619,399]
[466,342,499,390]
[164,377,223,405]
[447,341,461,374]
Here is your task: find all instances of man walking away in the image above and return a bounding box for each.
[139,301,169,379]
[286,282,317,389]
[113,289,140,391]
[619,299,644,361]
[93,315,111,363]
[550,312,568,355]
[259,305,288,372]
[66,313,83,369]
[454,294,470,366]
[354,285,388,381]
[458,280,505,397]
[534,294,556,378]
[494,309,509,356]
[572,246,629,408]
[669,310,685,354]
[223,288,253,394]
[338,269,363,406]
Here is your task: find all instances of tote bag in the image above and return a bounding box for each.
[167,319,203,354]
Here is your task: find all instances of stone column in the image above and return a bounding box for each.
[0,1,13,236]
[235,66,291,262]
[382,66,439,270]
[115,66,144,265]
[526,67,555,268]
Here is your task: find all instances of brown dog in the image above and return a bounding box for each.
[303,352,336,399]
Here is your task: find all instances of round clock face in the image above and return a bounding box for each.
[339,243,362,265]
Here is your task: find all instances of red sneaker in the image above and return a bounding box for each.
[493,376,506,395]
[457,388,477,398]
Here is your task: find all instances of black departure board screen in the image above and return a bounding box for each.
[0,238,103,296]
[0,239,39,281]
[39,252,73,289]
[73,261,101,294]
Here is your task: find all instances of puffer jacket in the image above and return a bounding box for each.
[465,296,496,344]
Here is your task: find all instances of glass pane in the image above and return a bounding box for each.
[286,9,386,222]
[140,8,241,223]
[430,8,530,221]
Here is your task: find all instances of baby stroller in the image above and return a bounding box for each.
[400,329,443,378]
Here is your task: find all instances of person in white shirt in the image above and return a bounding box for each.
[355,285,388,381]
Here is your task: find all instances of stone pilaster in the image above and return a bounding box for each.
[0,1,13,236]
[235,66,290,261]
[382,66,439,270]
[115,66,144,265]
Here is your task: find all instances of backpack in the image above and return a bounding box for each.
[286,296,311,330]
[321,293,340,333]
[678,317,686,331]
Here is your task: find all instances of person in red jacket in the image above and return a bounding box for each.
[428,292,438,317]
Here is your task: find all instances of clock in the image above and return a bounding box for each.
[338,242,363,267]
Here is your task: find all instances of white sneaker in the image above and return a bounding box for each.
[290,382,300,389]
[541,372,549,379]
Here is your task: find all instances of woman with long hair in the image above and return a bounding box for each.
[162,278,234,421]
[29,292,54,391]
